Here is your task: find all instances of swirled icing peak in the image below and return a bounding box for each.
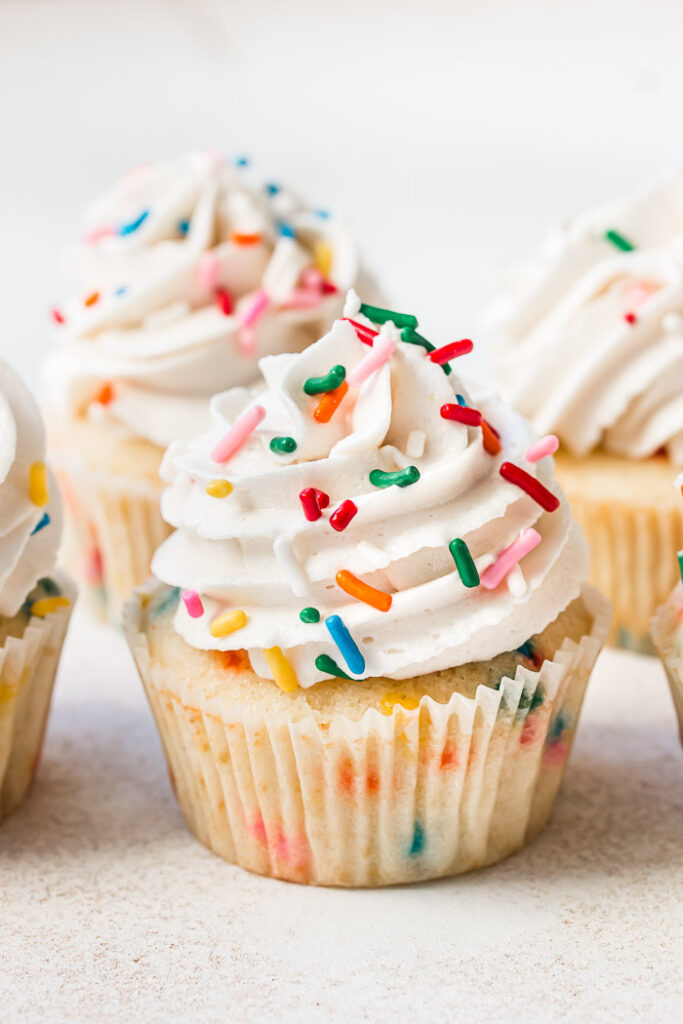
[45,152,365,447]
[151,292,588,690]
[488,173,683,462]
[0,360,63,617]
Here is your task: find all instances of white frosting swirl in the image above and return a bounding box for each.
[0,360,63,617]
[488,173,683,462]
[152,297,588,688]
[44,152,366,448]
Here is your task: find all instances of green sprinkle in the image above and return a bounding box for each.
[678,550,683,584]
[269,436,297,454]
[448,538,480,588]
[303,365,346,396]
[604,229,635,252]
[359,303,418,330]
[315,654,351,679]
[401,327,451,375]
[369,466,420,488]
[300,606,320,623]
[38,577,61,596]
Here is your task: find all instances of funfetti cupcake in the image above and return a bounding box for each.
[124,293,610,887]
[44,152,372,623]
[0,359,75,821]
[650,472,683,743]
[487,173,683,651]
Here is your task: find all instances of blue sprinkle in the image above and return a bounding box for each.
[456,393,467,406]
[177,218,190,235]
[548,710,570,743]
[325,614,365,675]
[314,209,330,219]
[152,586,180,619]
[277,221,296,239]
[31,512,50,536]
[516,641,535,660]
[264,182,280,196]
[409,821,425,857]
[235,156,249,167]
[119,209,149,236]
[114,285,127,297]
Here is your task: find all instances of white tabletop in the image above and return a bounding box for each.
[1,603,681,1023]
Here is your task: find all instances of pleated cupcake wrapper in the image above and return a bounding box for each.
[53,451,170,626]
[650,586,683,745]
[124,581,610,886]
[561,490,683,653]
[0,571,76,822]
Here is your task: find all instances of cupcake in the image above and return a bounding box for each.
[487,173,683,651]
[650,473,683,743]
[124,294,610,886]
[44,151,372,622]
[0,359,75,822]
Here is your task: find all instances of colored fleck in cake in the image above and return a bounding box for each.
[650,472,683,744]
[0,359,75,822]
[44,151,375,623]
[487,174,683,651]
[124,293,611,886]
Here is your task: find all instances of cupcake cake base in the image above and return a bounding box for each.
[554,449,683,653]
[125,581,610,887]
[0,571,75,822]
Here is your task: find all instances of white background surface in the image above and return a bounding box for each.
[1,1,683,1021]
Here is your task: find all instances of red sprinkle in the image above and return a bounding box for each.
[330,499,358,532]
[624,312,637,324]
[51,308,65,325]
[429,339,473,365]
[321,280,338,294]
[481,420,502,455]
[300,488,323,522]
[215,287,234,315]
[499,461,560,512]
[341,318,378,346]
[440,404,482,426]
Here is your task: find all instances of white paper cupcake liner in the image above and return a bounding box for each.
[124,582,610,886]
[0,571,76,821]
[54,454,170,625]
[650,585,683,744]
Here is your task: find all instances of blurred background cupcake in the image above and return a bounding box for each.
[125,295,610,886]
[650,470,683,743]
[487,174,683,651]
[0,358,75,822]
[44,151,374,623]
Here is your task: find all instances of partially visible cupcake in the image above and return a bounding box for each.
[487,173,683,651]
[45,152,372,622]
[125,294,610,886]
[650,473,683,743]
[0,359,75,821]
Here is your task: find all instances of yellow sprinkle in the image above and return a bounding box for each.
[29,462,49,507]
[313,240,332,279]
[30,596,70,618]
[379,692,420,716]
[263,646,299,693]
[210,609,247,638]
[206,479,233,498]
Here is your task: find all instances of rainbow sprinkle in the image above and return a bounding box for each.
[315,654,351,679]
[210,609,247,637]
[211,405,266,463]
[440,404,482,426]
[313,381,348,423]
[346,332,395,388]
[30,512,50,536]
[182,590,204,618]
[448,539,480,588]
[359,303,417,330]
[29,463,48,507]
[369,467,420,488]
[604,229,635,252]
[525,434,559,463]
[428,339,473,365]
[400,326,452,375]
[120,210,149,236]
[480,528,541,591]
[303,365,346,396]
[30,596,70,618]
[499,462,560,513]
[263,646,299,692]
[336,570,392,612]
[206,479,233,498]
[270,436,297,454]
[329,499,357,532]
[325,615,365,675]
[300,607,320,623]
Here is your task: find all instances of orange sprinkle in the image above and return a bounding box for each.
[92,381,115,406]
[336,570,392,612]
[84,291,100,307]
[229,231,262,246]
[313,381,348,423]
[481,419,501,455]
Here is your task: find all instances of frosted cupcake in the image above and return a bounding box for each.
[124,294,610,886]
[0,359,75,821]
[650,473,683,743]
[45,152,370,622]
[488,174,683,651]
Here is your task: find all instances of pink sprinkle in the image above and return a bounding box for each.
[624,280,657,309]
[347,332,396,388]
[240,287,270,328]
[82,226,115,245]
[237,326,258,357]
[51,308,65,325]
[302,267,326,291]
[284,288,323,309]
[182,589,204,618]
[525,434,559,463]
[197,252,220,291]
[480,528,542,591]
[211,405,266,463]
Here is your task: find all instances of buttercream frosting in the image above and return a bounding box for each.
[151,294,588,689]
[488,173,683,462]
